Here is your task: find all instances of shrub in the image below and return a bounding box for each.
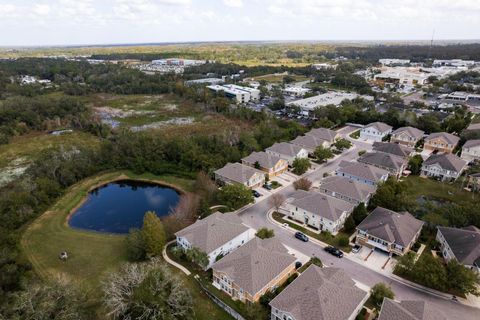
[337,234,350,247]
[256,228,275,239]
[370,283,395,307]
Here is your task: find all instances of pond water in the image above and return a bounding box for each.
[69,180,180,234]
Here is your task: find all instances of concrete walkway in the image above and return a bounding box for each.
[162,240,191,276]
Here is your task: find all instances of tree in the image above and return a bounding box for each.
[185,247,209,269]
[337,234,349,247]
[292,158,311,175]
[344,215,356,233]
[126,228,146,262]
[369,178,414,212]
[446,260,480,296]
[103,260,194,320]
[163,193,199,236]
[352,203,368,225]
[408,155,423,175]
[217,184,254,210]
[194,172,217,202]
[293,178,312,191]
[269,193,286,212]
[313,146,333,163]
[245,302,269,320]
[253,161,261,169]
[333,138,352,151]
[393,251,416,276]
[141,211,166,258]
[370,283,395,307]
[410,253,448,292]
[256,228,275,239]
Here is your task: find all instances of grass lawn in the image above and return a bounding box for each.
[20,170,196,318]
[251,73,309,83]
[272,212,352,252]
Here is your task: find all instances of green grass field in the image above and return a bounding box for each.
[20,171,224,319]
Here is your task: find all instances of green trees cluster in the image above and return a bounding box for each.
[313,146,333,163]
[408,155,424,175]
[292,158,311,175]
[370,283,395,307]
[255,228,275,239]
[126,212,166,261]
[369,178,414,212]
[217,184,254,210]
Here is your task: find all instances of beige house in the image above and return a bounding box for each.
[318,175,376,205]
[266,142,309,166]
[242,151,288,179]
[291,135,329,154]
[212,237,296,303]
[461,139,480,162]
[305,127,340,147]
[421,153,467,181]
[390,126,424,147]
[214,162,265,189]
[356,207,424,256]
[423,132,460,154]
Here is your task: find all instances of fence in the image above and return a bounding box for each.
[194,275,246,320]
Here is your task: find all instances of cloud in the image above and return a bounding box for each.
[223,0,243,8]
[33,4,51,15]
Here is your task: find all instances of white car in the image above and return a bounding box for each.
[352,244,362,253]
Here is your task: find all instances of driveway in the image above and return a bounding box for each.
[349,247,395,275]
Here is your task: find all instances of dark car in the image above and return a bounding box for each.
[324,246,344,258]
[263,183,272,190]
[252,190,261,198]
[295,261,303,269]
[295,232,309,242]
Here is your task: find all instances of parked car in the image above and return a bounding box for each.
[252,190,261,198]
[325,246,344,258]
[352,244,362,253]
[295,261,303,269]
[295,232,309,242]
[263,183,272,190]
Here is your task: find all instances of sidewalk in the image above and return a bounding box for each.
[162,240,191,276]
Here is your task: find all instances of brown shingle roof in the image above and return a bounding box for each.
[378,299,447,320]
[424,132,460,145]
[358,152,406,172]
[392,126,425,140]
[291,135,327,150]
[336,162,390,183]
[242,151,285,170]
[290,191,354,222]
[356,207,424,247]
[214,162,264,184]
[373,142,414,158]
[319,176,376,203]
[266,142,305,158]
[423,153,467,173]
[270,265,368,320]
[463,139,480,149]
[438,226,480,266]
[212,237,296,296]
[365,122,393,133]
[305,128,338,143]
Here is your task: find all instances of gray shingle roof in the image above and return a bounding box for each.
[466,123,480,131]
[378,299,447,320]
[270,265,368,320]
[356,207,424,247]
[463,139,480,149]
[423,153,467,173]
[358,152,406,172]
[212,237,296,295]
[319,176,376,203]
[438,226,480,266]
[365,122,393,133]
[175,212,250,253]
[305,128,338,143]
[290,191,354,221]
[291,135,326,150]
[214,162,264,184]
[336,162,390,183]
[373,142,414,158]
[266,142,305,158]
[242,151,285,170]
[392,126,425,140]
[424,132,460,145]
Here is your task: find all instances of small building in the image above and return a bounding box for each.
[423,132,460,154]
[461,139,480,163]
[175,212,255,269]
[207,84,260,104]
[291,135,329,154]
[390,126,424,147]
[283,87,311,97]
[265,142,309,166]
[378,298,447,320]
[305,127,340,147]
[270,265,369,320]
[212,237,296,303]
[359,122,393,142]
[184,78,225,86]
[282,190,354,234]
[356,207,424,256]
[436,226,480,273]
[335,162,390,186]
[214,162,265,189]
[318,176,376,205]
[358,152,407,177]
[379,59,411,66]
[421,153,468,181]
[372,142,414,158]
[241,151,288,179]
[286,91,373,113]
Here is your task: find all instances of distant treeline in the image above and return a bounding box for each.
[90,52,202,61]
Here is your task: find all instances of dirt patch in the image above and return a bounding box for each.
[130,117,194,132]
[95,106,156,118]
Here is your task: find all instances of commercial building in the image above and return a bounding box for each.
[152,58,206,66]
[373,67,429,86]
[283,87,311,97]
[207,84,260,104]
[312,63,338,70]
[379,59,411,66]
[184,78,225,86]
[433,59,475,68]
[444,91,480,102]
[286,91,373,112]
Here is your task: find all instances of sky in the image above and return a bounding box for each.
[0,0,479,46]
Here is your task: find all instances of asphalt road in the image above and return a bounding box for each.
[237,130,480,320]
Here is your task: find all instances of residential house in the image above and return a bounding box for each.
[212,237,296,303]
[318,176,376,205]
[270,265,369,320]
[282,190,354,234]
[358,152,407,177]
[266,142,309,166]
[423,132,460,154]
[461,139,480,162]
[436,226,480,273]
[335,161,390,186]
[359,122,393,142]
[305,127,340,147]
[465,122,480,132]
[421,153,468,181]
[214,162,265,189]
[175,212,255,269]
[242,151,288,179]
[378,299,447,320]
[372,142,414,159]
[356,207,424,256]
[468,172,480,192]
[291,135,329,154]
[390,126,424,147]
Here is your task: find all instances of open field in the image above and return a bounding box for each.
[250,73,310,83]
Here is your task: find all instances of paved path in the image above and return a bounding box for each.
[162,241,191,275]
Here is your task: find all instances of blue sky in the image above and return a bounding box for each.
[0,0,479,46]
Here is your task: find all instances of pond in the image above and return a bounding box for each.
[69,180,180,234]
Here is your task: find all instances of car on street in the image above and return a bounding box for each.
[295,231,309,242]
[252,190,262,198]
[325,246,344,258]
[352,244,362,253]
